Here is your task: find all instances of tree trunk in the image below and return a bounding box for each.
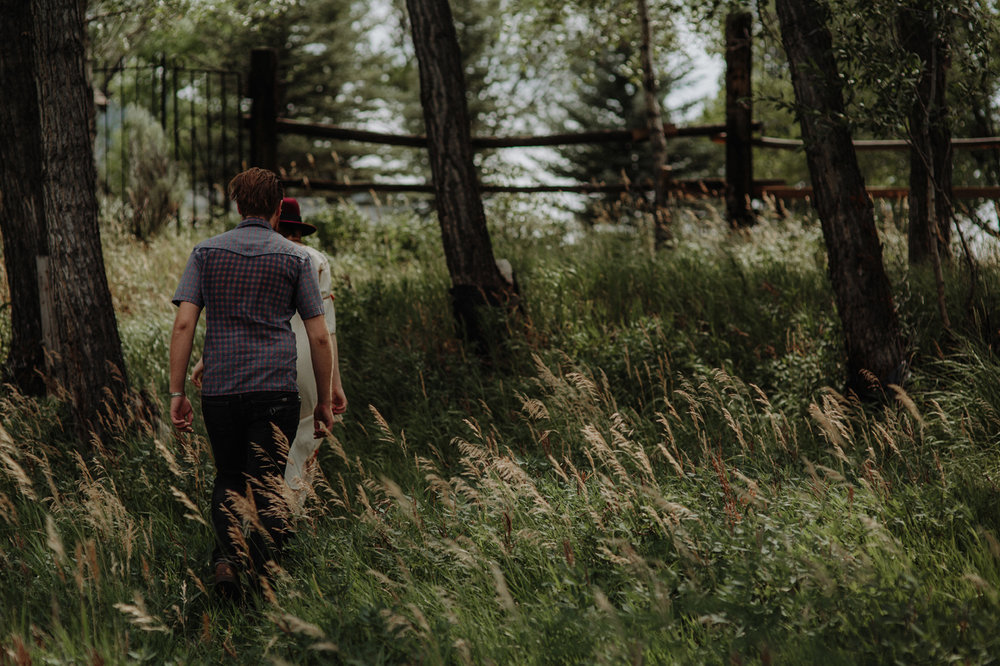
[404,0,514,351]
[636,0,671,246]
[899,5,953,265]
[775,0,906,396]
[0,0,47,397]
[0,0,130,435]
[725,11,755,228]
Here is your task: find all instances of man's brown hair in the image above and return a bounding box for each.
[228,168,283,219]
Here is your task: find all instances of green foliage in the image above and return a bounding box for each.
[88,0,397,179]
[741,0,1000,190]
[98,105,185,240]
[308,199,443,272]
[4,203,1000,662]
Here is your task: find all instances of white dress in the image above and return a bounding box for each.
[285,243,337,490]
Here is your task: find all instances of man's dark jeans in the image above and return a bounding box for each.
[201,391,299,575]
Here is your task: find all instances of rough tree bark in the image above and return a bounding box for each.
[775,0,906,396]
[898,5,953,265]
[725,11,755,228]
[404,0,515,351]
[0,0,47,398]
[636,0,672,246]
[0,0,130,434]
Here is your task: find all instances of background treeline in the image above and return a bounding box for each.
[86,0,1000,204]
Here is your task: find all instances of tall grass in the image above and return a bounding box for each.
[1,198,999,663]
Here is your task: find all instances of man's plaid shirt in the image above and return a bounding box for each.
[172,217,324,396]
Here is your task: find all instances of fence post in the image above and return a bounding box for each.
[725,11,754,227]
[249,47,278,172]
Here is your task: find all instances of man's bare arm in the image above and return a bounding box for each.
[168,302,201,431]
[303,314,335,435]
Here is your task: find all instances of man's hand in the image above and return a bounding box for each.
[313,401,335,438]
[168,301,201,434]
[171,395,194,432]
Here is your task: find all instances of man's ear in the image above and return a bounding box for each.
[269,206,281,229]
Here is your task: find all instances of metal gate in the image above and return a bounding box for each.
[93,57,245,228]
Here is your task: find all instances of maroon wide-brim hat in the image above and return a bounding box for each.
[278,197,317,236]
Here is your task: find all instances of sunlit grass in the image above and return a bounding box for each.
[1,199,999,663]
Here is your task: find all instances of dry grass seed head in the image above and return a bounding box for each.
[354,482,376,521]
[582,425,632,487]
[547,454,571,484]
[890,384,924,428]
[610,415,657,486]
[435,537,479,569]
[455,438,489,480]
[379,608,416,637]
[489,561,517,614]
[224,488,269,545]
[114,592,169,633]
[655,412,676,449]
[871,421,901,457]
[450,476,481,505]
[379,476,422,529]
[155,438,183,478]
[567,371,600,406]
[0,449,35,501]
[272,612,326,640]
[187,567,209,596]
[721,406,750,453]
[369,405,399,448]
[532,353,562,392]
[45,514,67,566]
[674,387,704,432]
[422,470,456,512]
[491,455,552,514]
[368,568,402,600]
[808,400,850,453]
[730,469,768,508]
[519,394,550,422]
[656,443,684,477]
[169,486,210,527]
[37,453,61,507]
[0,492,17,525]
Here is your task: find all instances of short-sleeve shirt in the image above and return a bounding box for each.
[172,217,324,396]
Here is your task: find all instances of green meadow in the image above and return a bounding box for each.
[2,198,999,664]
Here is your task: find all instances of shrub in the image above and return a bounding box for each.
[99,104,185,240]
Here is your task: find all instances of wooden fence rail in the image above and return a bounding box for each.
[759,185,1000,200]
[247,9,1000,223]
[752,136,1000,151]
[281,178,1000,201]
[278,177,787,196]
[269,117,762,149]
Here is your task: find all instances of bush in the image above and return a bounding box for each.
[99,104,185,240]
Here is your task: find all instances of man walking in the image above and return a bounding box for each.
[168,168,343,601]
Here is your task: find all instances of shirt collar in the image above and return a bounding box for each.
[237,216,274,230]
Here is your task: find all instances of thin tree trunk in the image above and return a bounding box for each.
[404,0,513,351]
[899,5,953,265]
[775,0,906,396]
[0,0,130,435]
[636,0,671,246]
[725,11,755,228]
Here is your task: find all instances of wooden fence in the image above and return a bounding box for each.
[245,13,1000,224]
